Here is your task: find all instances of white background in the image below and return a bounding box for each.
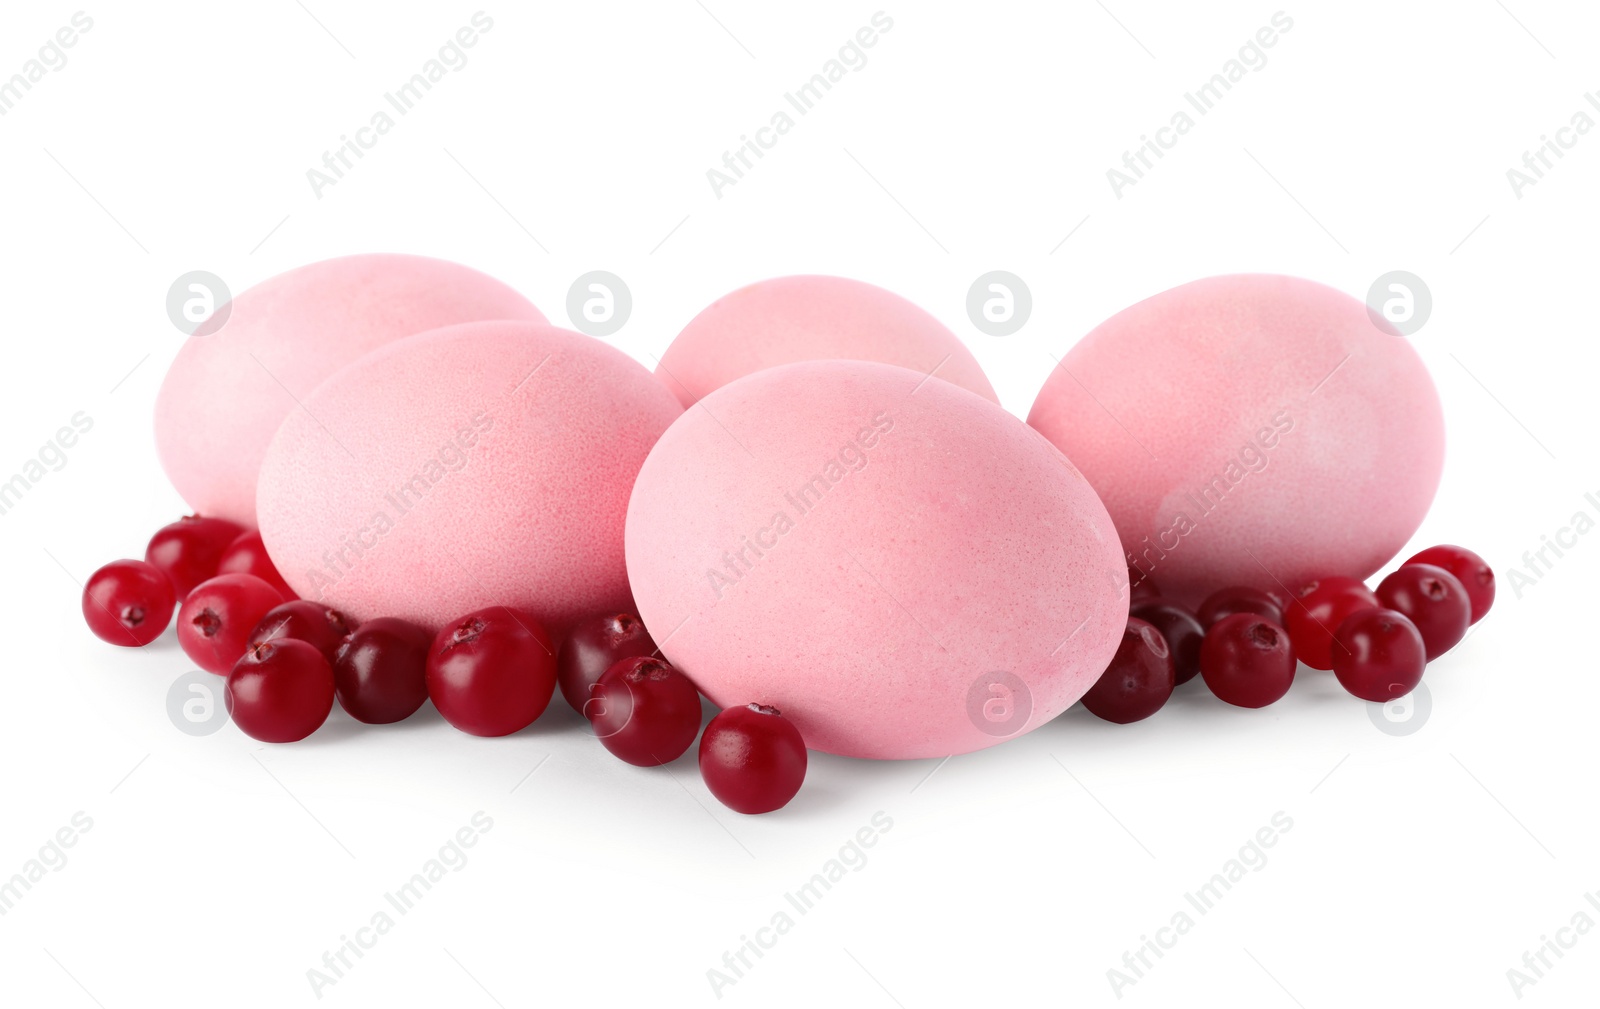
[1,1,1596,1006]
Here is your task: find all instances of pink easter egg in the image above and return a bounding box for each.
[655,275,997,407]
[256,321,682,636]
[155,254,544,526]
[1027,274,1445,607]
[625,360,1126,760]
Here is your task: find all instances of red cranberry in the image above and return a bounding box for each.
[1376,564,1470,660]
[217,531,296,600]
[586,656,702,766]
[1405,545,1494,623]
[1081,618,1175,723]
[699,703,806,814]
[226,638,335,742]
[1200,614,1296,708]
[82,559,176,647]
[178,574,285,675]
[557,613,658,714]
[1283,576,1380,670]
[334,617,432,724]
[248,600,353,664]
[1128,566,1161,603]
[145,515,245,597]
[426,606,556,736]
[1197,585,1284,630]
[1129,600,1204,685]
[1331,607,1426,702]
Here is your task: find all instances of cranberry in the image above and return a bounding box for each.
[699,703,806,814]
[225,638,335,742]
[178,574,285,675]
[586,656,702,766]
[1376,564,1470,660]
[145,515,245,597]
[217,531,296,599]
[1331,608,1426,702]
[557,613,658,714]
[334,617,433,724]
[1405,545,1494,623]
[82,559,177,647]
[1197,585,1284,630]
[1128,566,1161,603]
[1081,618,1176,722]
[1200,614,1296,708]
[1283,576,1380,670]
[247,600,354,664]
[1128,600,1204,685]
[426,606,556,736]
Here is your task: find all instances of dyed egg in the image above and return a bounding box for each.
[625,360,1126,760]
[155,254,543,526]
[256,321,682,635]
[655,275,997,407]
[1028,274,1445,607]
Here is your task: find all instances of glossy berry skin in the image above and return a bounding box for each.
[699,704,807,814]
[1128,566,1161,603]
[1200,614,1296,708]
[1331,608,1426,703]
[334,617,432,724]
[1283,576,1380,670]
[557,613,658,715]
[225,638,335,743]
[1197,586,1284,630]
[586,656,702,766]
[178,574,285,675]
[1405,545,1494,623]
[1081,618,1176,723]
[1129,600,1204,685]
[82,559,176,646]
[1376,564,1470,660]
[217,531,296,600]
[145,515,245,598]
[426,606,556,736]
[248,600,354,664]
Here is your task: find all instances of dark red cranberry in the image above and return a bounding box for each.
[1197,585,1284,630]
[1129,600,1205,685]
[1128,566,1161,603]
[1376,564,1470,660]
[145,515,245,597]
[586,656,702,766]
[699,704,806,814]
[1405,545,1494,623]
[178,574,285,675]
[334,617,433,724]
[217,531,296,600]
[1081,618,1175,723]
[82,559,176,647]
[1200,614,1296,708]
[225,638,335,743]
[1283,576,1380,670]
[248,600,353,664]
[1331,608,1426,702]
[426,606,556,736]
[557,613,658,714]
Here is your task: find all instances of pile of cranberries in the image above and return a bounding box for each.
[80,516,807,815]
[1082,544,1494,722]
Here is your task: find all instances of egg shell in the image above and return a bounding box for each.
[1027,274,1445,607]
[256,321,682,636]
[156,254,544,526]
[625,359,1126,760]
[655,275,997,408]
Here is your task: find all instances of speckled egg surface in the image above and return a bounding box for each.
[257,321,681,635]
[655,275,997,408]
[156,254,543,526]
[1027,274,1445,607]
[625,360,1126,760]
